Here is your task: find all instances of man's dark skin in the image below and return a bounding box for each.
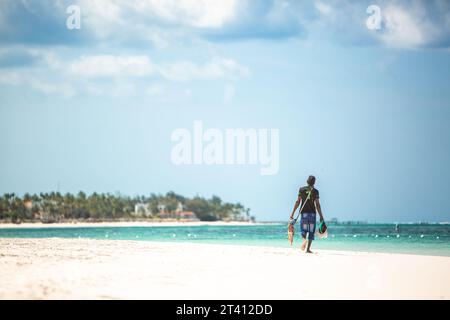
[289,183,324,253]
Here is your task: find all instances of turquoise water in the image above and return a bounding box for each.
[1,223,450,256]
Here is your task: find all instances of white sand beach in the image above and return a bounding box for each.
[0,221,261,229]
[0,238,449,299]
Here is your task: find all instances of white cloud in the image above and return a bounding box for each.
[76,0,238,48]
[66,54,249,81]
[159,57,250,82]
[0,67,76,98]
[0,71,22,85]
[78,0,124,39]
[127,0,237,28]
[315,1,332,16]
[309,0,450,50]
[2,0,450,50]
[68,55,156,77]
[0,51,250,98]
[0,0,311,48]
[30,81,76,98]
[70,1,450,50]
[379,5,430,49]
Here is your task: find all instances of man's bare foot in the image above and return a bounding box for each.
[301,240,307,251]
[306,250,314,254]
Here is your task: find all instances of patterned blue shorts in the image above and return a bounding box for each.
[300,213,316,240]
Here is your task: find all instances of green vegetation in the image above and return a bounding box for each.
[0,191,253,223]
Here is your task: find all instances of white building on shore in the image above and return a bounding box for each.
[134,203,151,217]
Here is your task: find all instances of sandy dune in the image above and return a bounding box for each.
[0,238,449,299]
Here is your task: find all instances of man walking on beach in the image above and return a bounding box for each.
[289,175,325,253]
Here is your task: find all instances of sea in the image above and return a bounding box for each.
[1,223,449,256]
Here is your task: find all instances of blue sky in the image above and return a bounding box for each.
[1,0,450,222]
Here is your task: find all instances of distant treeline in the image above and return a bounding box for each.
[0,192,253,223]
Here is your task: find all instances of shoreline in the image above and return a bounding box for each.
[0,220,266,229]
[2,236,448,258]
[1,238,449,299]
[1,236,448,258]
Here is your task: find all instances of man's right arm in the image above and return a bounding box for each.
[290,195,302,219]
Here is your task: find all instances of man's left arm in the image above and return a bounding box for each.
[315,198,324,222]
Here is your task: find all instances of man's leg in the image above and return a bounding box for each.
[306,216,316,253]
[301,235,307,251]
[306,239,313,253]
